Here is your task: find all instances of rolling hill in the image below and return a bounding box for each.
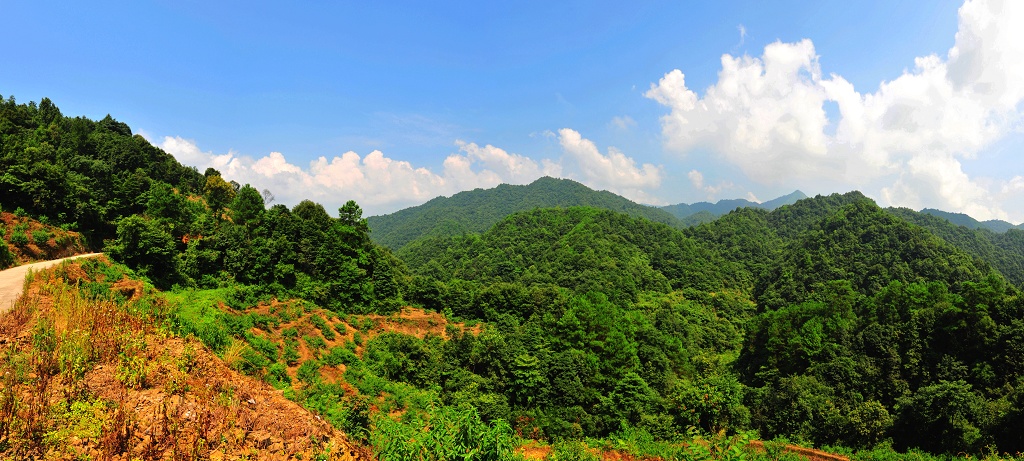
[366,177,683,249]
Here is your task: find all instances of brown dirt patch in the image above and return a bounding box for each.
[1,212,88,266]
[0,260,374,460]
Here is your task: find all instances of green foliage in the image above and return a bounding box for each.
[0,240,13,268]
[10,229,28,246]
[304,335,327,356]
[229,184,265,227]
[310,314,335,340]
[297,359,322,385]
[105,215,179,287]
[548,440,599,461]
[368,176,685,250]
[203,174,236,212]
[43,398,107,447]
[31,228,50,245]
[370,405,519,461]
[322,346,359,367]
[0,97,205,245]
[400,207,733,305]
[266,362,292,389]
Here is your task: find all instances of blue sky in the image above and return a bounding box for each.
[4,0,1024,222]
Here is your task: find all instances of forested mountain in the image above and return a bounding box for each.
[660,190,807,220]
[889,207,1024,287]
[400,192,1024,454]
[366,177,682,250]
[399,207,737,304]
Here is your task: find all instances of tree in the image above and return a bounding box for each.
[203,175,236,212]
[230,184,265,227]
[105,215,179,286]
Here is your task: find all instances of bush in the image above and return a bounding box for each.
[10,230,28,246]
[322,346,359,367]
[266,363,292,389]
[310,314,335,340]
[304,335,327,356]
[370,405,518,461]
[283,339,300,365]
[549,441,600,461]
[0,243,13,269]
[245,333,279,362]
[297,359,322,385]
[31,229,51,246]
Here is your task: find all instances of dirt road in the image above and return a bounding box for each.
[0,253,103,314]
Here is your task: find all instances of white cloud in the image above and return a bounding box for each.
[452,140,561,185]
[688,170,704,189]
[646,0,1024,221]
[687,169,736,200]
[160,136,456,214]
[159,129,662,214]
[609,115,637,130]
[557,128,664,204]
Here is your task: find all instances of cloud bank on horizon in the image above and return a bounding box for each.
[159,128,662,215]
[160,0,1024,221]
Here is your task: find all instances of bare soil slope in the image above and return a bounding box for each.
[0,257,372,460]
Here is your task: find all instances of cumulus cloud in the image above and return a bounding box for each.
[557,128,664,203]
[159,129,661,214]
[160,136,456,214]
[452,140,561,185]
[646,0,1024,221]
[687,169,736,200]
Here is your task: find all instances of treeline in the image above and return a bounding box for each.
[106,180,405,312]
[0,95,205,245]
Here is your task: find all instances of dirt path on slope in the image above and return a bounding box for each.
[0,253,102,314]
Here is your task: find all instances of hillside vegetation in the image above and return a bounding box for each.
[3,95,1024,460]
[0,210,87,269]
[366,177,683,250]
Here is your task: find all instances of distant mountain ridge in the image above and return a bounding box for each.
[660,190,808,220]
[919,208,1023,233]
[367,177,682,249]
[368,180,817,250]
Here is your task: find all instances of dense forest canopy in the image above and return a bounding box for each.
[3,96,1024,458]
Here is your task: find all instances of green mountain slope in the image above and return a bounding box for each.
[366,177,682,249]
[399,206,735,303]
[888,207,1024,287]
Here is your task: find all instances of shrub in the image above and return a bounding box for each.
[322,346,359,367]
[296,359,322,385]
[0,242,13,269]
[31,229,51,246]
[304,335,327,357]
[10,230,29,246]
[283,339,300,365]
[310,314,335,340]
[370,405,518,461]
[266,363,292,389]
[245,332,279,362]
